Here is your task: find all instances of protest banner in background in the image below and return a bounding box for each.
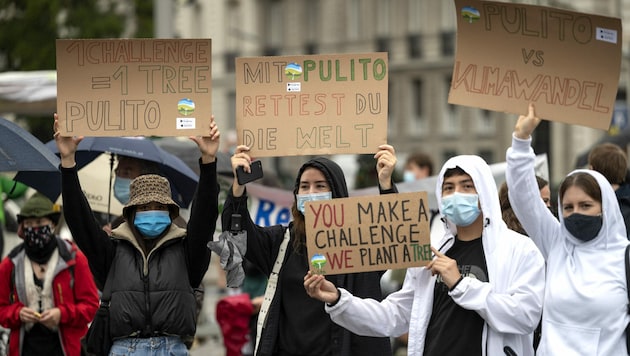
[56,38,212,137]
[304,192,431,275]
[449,0,622,130]
[235,53,388,157]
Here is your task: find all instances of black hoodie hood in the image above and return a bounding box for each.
[293,157,348,198]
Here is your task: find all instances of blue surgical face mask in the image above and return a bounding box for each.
[134,210,171,238]
[441,192,481,227]
[296,192,333,214]
[114,177,132,204]
[403,171,416,183]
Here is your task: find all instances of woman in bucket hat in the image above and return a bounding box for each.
[0,193,99,356]
[54,114,221,355]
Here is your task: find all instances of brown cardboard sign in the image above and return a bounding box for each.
[236,53,388,157]
[449,0,622,130]
[56,39,212,137]
[305,192,431,275]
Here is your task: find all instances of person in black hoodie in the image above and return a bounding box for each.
[222,144,397,356]
[53,114,221,355]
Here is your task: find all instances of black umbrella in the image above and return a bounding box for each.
[15,137,199,213]
[0,117,59,172]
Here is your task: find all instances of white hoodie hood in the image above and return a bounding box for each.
[435,155,507,255]
[507,134,630,356]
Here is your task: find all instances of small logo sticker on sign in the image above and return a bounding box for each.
[287,82,301,92]
[596,27,617,44]
[177,118,196,129]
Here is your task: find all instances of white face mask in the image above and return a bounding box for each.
[296,192,333,214]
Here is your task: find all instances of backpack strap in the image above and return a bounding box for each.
[254,226,291,355]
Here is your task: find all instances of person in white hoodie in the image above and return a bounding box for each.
[304,154,545,356]
[506,103,630,355]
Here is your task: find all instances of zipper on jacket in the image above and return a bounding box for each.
[143,271,152,336]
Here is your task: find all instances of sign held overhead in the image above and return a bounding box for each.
[449,0,622,130]
[56,38,212,137]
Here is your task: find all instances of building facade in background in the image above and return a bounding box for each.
[171,0,630,188]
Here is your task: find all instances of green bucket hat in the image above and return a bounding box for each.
[17,193,61,224]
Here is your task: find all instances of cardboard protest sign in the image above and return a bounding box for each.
[236,53,388,157]
[305,192,431,275]
[449,0,622,130]
[56,39,212,137]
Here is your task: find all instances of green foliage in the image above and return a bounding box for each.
[0,0,125,71]
[0,0,152,142]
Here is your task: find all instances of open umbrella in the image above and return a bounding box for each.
[53,153,125,216]
[0,117,59,172]
[14,136,199,215]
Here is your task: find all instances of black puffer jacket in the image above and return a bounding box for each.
[107,224,197,338]
[61,160,219,340]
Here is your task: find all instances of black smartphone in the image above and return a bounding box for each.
[236,160,263,185]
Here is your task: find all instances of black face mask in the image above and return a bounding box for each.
[564,213,603,242]
[23,225,57,264]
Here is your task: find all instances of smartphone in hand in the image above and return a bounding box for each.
[236,160,263,185]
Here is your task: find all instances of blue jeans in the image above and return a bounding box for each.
[109,336,188,356]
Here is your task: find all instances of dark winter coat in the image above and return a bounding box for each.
[222,157,394,356]
[61,160,219,340]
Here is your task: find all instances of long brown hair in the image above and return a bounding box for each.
[499,176,549,235]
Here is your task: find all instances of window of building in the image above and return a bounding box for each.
[227,91,236,131]
[410,78,427,134]
[347,0,361,40]
[408,34,423,58]
[265,0,283,55]
[442,76,460,135]
[305,0,319,43]
[225,0,240,72]
[408,0,423,33]
[440,31,456,57]
[477,149,494,164]
[440,1,456,57]
[443,149,458,164]
[475,109,496,136]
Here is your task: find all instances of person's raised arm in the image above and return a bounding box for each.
[506,103,559,258]
[187,116,221,287]
[53,113,82,168]
[375,144,398,193]
[54,113,114,285]
[188,115,220,164]
[230,145,253,198]
[514,103,541,140]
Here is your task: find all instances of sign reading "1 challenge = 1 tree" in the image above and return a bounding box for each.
[304,192,431,275]
[449,0,622,130]
[235,53,388,157]
[56,38,212,137]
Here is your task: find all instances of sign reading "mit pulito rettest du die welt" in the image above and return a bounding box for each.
[236,52,388,157]
[56,38,212,137]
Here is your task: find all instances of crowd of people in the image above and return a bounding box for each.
[0,103,629,356]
